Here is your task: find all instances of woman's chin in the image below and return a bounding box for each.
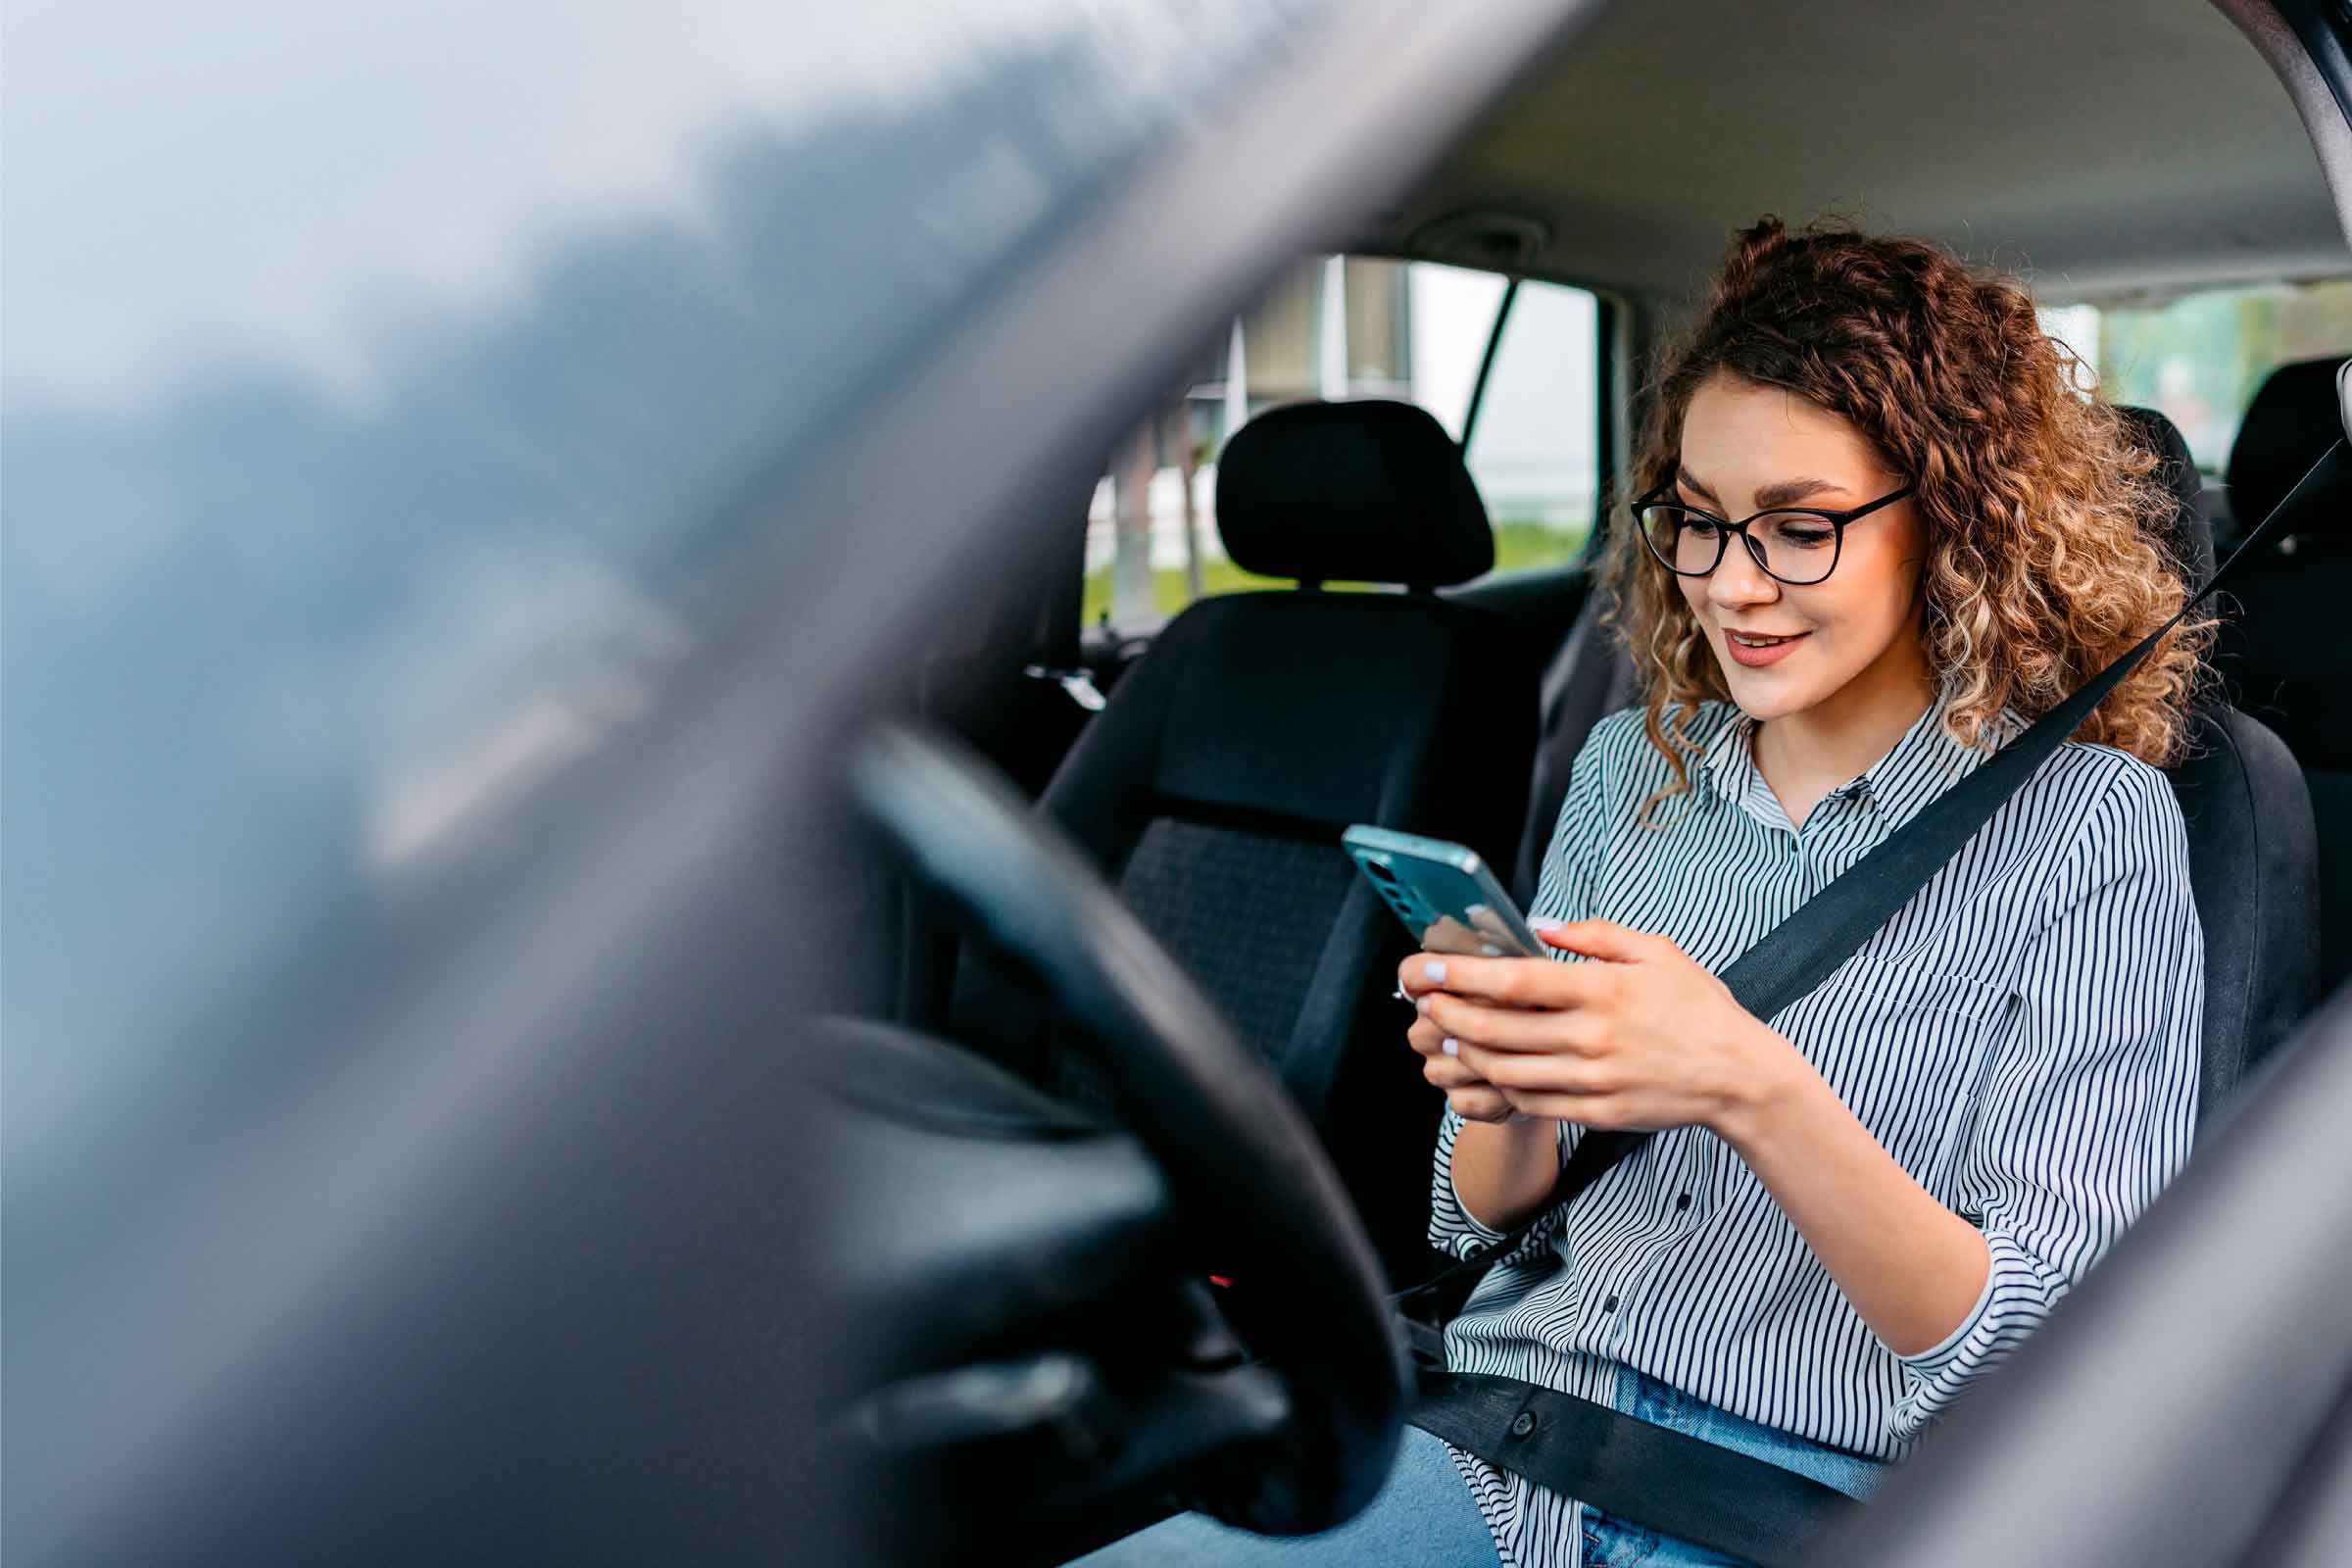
[1717,662,1818,722]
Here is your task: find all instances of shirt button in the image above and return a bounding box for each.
[1509,1411,1538,1439]
[1674,1193,1692,1211]
[1601,1295,1619,1313]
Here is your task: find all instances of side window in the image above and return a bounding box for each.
[1082,258,1605,633]
[2040,278,2352,470]
[1453,275,1602,577]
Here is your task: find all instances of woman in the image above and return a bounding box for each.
[1072,216,2208,1568]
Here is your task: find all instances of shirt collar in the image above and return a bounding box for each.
[1698,676,2024,833]
[1697,705,1766,808]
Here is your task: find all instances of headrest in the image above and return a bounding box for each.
[2228,357,2346,541]
[1215,400,1492,587]
[2117,405,2215,584]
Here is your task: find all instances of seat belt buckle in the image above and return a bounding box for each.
[1400,1313,1450,1376]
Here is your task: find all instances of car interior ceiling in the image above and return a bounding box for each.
[1368,0,2339,304]
[871,5,2348,1298]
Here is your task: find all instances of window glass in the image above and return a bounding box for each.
[3,0,1333,1195]
[1084,259,1602,630]
[1459,278,1599,574]
[1344,256,1410,389]
[2043,278,2352,468]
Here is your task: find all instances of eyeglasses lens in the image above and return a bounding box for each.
[1750,513,1839,583]
[1642,505,1706,570]
[1643,507,1839,585]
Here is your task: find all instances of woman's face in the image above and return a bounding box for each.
[1671,373,1931,723]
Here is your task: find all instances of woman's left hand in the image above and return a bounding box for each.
[1412,918,1797,1136]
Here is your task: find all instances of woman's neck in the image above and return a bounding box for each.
[1751,639,1937,832]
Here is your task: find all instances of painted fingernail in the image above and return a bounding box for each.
[1424,959,1447,982]
[1416,995,1433,1015]
[1441,1037,1459,1057]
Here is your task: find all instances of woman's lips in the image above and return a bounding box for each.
[1723,628,1808,667]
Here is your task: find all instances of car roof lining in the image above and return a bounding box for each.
[1355,0,2349,309]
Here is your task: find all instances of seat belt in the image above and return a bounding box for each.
[1395,436,2347,1567]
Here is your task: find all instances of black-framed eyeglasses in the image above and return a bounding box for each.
[1634,479,1915,586]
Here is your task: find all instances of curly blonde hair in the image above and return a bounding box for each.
[1600,216,2214,817]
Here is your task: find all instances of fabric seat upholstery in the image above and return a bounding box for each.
[950,400,1540,1283]
[2209,358,2352,998]
[1510,405,2317,1118]
[2115,404,2319,1101]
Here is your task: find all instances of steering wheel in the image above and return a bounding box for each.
[844,720,1409,1538]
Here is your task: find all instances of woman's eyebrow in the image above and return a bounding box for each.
[1753,475,1853,509]
[1677,467,1856,511]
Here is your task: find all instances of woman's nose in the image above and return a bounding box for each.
[1708,539,1781,607]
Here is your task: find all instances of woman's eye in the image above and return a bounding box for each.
[1763,517,1836,549]
[1683,516,1723,539]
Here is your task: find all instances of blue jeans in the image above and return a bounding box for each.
[1060,1361,1889,1567]
[1579,1360,1890,1568]
[1058,1423,1499,1567]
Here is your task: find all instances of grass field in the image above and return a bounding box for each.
[1081,519,1592,626]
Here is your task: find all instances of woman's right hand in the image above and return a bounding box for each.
[1402,968,1525,1123]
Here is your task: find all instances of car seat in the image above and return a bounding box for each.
[2209,358,2352,998]
[948,399,1542,1282]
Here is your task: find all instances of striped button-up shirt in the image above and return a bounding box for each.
[1428,686,2203,1568]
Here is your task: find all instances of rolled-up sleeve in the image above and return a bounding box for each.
[1428,1103,1576,1263]
[1426,720,1614,1263]
[1886,764,2203,1441]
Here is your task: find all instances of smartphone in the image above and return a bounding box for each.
[1341,825,1545,959]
